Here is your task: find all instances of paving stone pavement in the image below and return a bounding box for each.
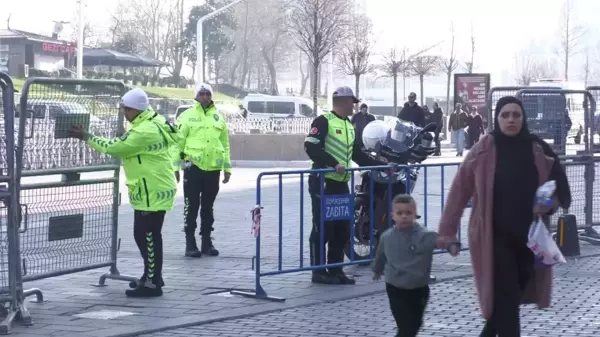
[144,257,600,337]
[3,153,600,336]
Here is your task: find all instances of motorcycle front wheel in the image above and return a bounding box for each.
[344,206,378,264]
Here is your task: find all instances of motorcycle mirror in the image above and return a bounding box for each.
[420,122,437,133]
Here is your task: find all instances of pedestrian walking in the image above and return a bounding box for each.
[70,88,179,297]
[372,194,460,337]
[350,103,375,149]
[437,96,571,336]
[432,103,443,156]
[448,103,468,156]
[174,83,231,258]
[466,106,484,148]
[304,86,379,285]
[397,92,425,127]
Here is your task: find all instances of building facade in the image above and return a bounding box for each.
[0,29,76,77]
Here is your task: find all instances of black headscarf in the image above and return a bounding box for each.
[492,97,539,236]
[492,97,571,236]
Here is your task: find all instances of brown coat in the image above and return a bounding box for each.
[438,134,555,319]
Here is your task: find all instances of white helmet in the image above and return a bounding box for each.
[362,120,390,151]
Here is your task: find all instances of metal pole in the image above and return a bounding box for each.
[196,0,245,85]
[76,0,85,79]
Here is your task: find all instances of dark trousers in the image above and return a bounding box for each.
[434,131,441,154]
[468,131,481,148]
[183,165,221,237]
[480,233,534,337]
[386,283,430,337]
[133,210,165,286]
[308,174,350,273]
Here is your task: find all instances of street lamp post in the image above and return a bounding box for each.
[76,0,85,79]
[196,0,245,85]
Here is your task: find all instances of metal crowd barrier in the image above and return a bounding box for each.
[0,77,138,333]
[485,86,559,132]
[0,72,27,334]
[231,163,467,302]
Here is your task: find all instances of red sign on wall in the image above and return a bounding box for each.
[41,42,76,54]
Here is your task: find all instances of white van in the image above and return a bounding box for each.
[241,94,319,118]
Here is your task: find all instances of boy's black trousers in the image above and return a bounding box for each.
[133,210,165,286]
[386,283,430,337]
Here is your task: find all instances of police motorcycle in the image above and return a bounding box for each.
[344,119,438,261]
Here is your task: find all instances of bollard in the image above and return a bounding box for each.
[555,214,580,257]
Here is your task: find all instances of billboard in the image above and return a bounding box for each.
[453,73,491,121]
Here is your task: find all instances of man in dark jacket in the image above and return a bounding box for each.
[448,103,468,156]
[397,92,425,127]
[432,103,443,156]
[351,103,376,149]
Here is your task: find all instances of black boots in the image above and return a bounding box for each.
[311,270,340,284]
[329,268,356,285]
[201,236,219,256]
[309,244,354,285]
[185,234,202,258]
[125,279,163,298]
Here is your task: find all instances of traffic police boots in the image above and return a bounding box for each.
[201,236,219,256]
[185,232,202,258]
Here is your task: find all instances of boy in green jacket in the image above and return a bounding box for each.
[70,88,178,298]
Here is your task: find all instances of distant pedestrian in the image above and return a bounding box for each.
[397,92,425,127]
[438,96,572,336]
[432,103,443,156]
[351,103,375,149]
[466,106,484,148]
[372,195,460,337]
[448,103,468,156]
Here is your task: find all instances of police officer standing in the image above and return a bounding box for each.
[174,84,231,258]
[304,86,378,285]
[70,88,178,297]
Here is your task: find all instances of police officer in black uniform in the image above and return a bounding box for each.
[304,86,380,285]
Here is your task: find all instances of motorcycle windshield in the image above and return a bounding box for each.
[382,119,419,153]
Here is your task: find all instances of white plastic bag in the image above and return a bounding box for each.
[527,219,566,267]
[527,180,565,267]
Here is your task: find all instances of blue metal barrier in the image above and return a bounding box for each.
[231,162,469,302]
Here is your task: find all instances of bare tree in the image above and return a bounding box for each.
[411,56,441,106]
[338,12,374,109]
[288,0,351,112]
[463,22,476,73]
[299,53,310,95]
[380,48,410,115]
[166,0,185,84]
[255,0,292,95]
[557,0,586,81]
[514,49,559,85]
[583,47,591,87]
[441,22,459,117]
[111,0,182,80]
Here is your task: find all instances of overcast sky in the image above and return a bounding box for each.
[4,0,600,95]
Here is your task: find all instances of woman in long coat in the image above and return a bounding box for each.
[438,96,571,336]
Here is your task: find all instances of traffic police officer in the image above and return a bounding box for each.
[304,86,378,285]
[173,83,231,258]
[70,88,178,297]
